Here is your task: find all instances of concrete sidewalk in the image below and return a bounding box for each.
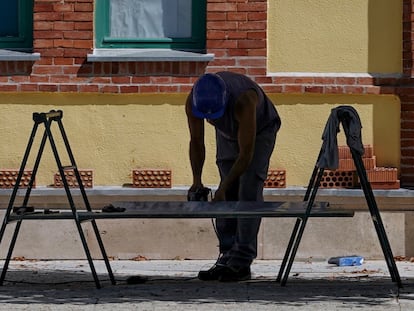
[0,259,413,310]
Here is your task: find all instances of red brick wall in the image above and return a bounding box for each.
[399,0,414,186]
[0,0,413,185]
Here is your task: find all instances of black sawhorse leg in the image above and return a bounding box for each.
[0,110,115,289]
[351,149,402,287]
[276,106,401,287]
[276,162,325,286]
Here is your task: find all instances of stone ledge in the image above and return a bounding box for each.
[2,185,414,196]
[0,50,40,61]
[0,186,413,211]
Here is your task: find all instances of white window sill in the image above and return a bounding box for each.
[87,49,214,62]
[0,50,40,61]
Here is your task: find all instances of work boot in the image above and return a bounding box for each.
[198,264,227,281]
[218,266,251,282]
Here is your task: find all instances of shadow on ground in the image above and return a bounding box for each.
[0,269,412,308]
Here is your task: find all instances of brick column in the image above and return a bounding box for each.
[399,0,414,187]
[32,0,93,92]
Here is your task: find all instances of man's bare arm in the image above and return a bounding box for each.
[214,90,257,201]
[185,95,206,189]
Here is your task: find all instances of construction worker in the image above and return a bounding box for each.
[186,71,281,282]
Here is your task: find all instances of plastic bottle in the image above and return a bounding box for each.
[328,256,364,266]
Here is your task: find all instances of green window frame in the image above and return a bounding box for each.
[95,0,207,52]
[0,0,33,50]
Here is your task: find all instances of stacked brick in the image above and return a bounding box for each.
[320,145,400,189]
[365,167,399,190]
[0,170,34,189]
[54,169,93,188]
[132,169,172,188]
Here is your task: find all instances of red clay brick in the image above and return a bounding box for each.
[226,49,249,56]
[39,84,58,92]
[53,4,74,12]
[344,86,365,94]
[264,169,286,188]
[0,170,34,189]
[261,85,283,93]
[159,85,180,92]
[304,86,324,93]
[139,85,159,93]
[20,84,40,92]
[335,77,357,85]
[10,76,30,83]
[208,40,238,49]
[365,167,398,183]
[238,58,266,67]
[247,31,266,39]
[110,77,131,85]
[239,21,267,31]
[324,86,345,94]
[338,145,374,159]
[79,84,99,92]
[227,12,247,21]
[63,48,91,58]
[248,12,267,21]
[33,3,54,13]
[74,3,93,12]
[120,85,139,93]
[63,12,92,22]
[29,75,50,83]
[238,39,266,49]
[101,85,119,93]
[54,39,74,48]
[0,85,18,92]
[338,157,376,171]
[208,3,237,12]
[284,85,303,93]
[237,3,267,12]
[369,180,400,190]
[132,169,172,188]
[54,58,74,65]
[59,84,79,92]
[320,171,357,189]
[34,12,63,21]
[208,21,238,30]
[34,21,54,31]
[33,65,63,75]
[54,169,93,188]
[64,31,92,40]
[34,31,63,39]
[74,22,93,31]
[208,12,226,21]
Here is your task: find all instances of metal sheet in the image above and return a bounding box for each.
[8,201,354,220]
[105,201,352,218]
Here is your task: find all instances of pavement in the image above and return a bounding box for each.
[0,258,413,310]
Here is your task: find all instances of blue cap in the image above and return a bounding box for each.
[192,73,227,119]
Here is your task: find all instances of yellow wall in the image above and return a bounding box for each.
[267,0,402,74]
[0,93,400,187]
[269,94,400,185]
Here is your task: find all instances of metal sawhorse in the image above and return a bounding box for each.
[0,110,115,289]
[276,105,402,287]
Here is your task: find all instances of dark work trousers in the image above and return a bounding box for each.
[215,123,278,268]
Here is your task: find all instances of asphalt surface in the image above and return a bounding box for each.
[0,259,413,310]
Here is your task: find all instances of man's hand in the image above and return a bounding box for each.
[187,186,211,201]
[213,186,226,201]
